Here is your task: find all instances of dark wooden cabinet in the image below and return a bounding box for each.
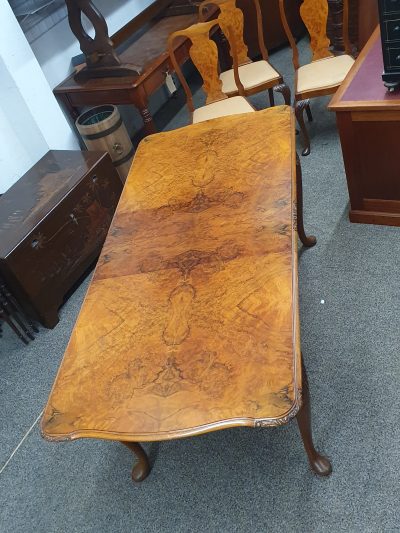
[378,0,400,88]
[327,0,379,53]
[0,151,123,328]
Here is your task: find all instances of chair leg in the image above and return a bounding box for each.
[295,154,316,247]
[295,100,311,156]
[305,102,313,122]
[296,358,332,477]
[268,88,275,107]
[273,82,291,106]
[121,441,151,482]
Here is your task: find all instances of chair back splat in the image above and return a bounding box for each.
[199,0,269,64]
[168,20,245,115]
[279,0,350,68]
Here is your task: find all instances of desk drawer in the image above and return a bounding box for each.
[385,45,400,69]
[143,43,191,96]
[384,0,400,14]
[385,18,400,40]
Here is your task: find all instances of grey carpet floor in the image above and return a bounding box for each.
[1,39,400,533]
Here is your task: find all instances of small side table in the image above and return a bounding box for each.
[54,11,217,137]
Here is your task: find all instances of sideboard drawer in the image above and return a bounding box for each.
[385,18,400,40]
[384,0,400,14]
[386,45,400,68]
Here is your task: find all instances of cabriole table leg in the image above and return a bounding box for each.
[296,154,317,248]
[121,441,151,482]
[296,360,332,477]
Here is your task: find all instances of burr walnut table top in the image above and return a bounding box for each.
[41,106,302,443]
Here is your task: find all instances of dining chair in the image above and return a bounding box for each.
[199,0,291,107]
[168,20,255,124]
[279,0,355,155]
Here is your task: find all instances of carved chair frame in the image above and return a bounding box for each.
[168,20,251,122]
[279,0,352,155]
[280,0,351,101]
[198,0,290,104]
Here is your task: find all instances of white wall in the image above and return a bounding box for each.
[0,0,154,193]
[31,0,154,89]
[0,0,80,193]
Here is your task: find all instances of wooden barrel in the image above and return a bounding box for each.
[76,105,134,183]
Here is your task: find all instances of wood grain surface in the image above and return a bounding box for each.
[168,21,228,106]
[300,0,333,61]
[41,107,302,443]
[200,0,251,65]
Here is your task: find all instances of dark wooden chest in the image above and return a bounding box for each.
[0,150,123,328]
[378,0,400,89]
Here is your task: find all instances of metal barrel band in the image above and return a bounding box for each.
[114,147,135,167]
[81,116,123,140]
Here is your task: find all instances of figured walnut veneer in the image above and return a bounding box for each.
[300,0,332,61]
[41,107,302,443]
[200,0,251,65]
[169,21,228,107]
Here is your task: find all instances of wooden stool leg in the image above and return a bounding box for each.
[296,154,316,247]
[273,83,291,106]
[296,359,332,477]
[295,100,311,156]
[121,441,151,482]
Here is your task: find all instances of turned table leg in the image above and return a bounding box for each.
[134,89,157,136]
[296,359,332,477]
[296,154,317,248]
[121,441,151,482]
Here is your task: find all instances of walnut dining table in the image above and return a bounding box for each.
[41,106,331,481]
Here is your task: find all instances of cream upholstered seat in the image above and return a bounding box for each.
[199,0,290,106]
[279,0,354,155]
[220,60,281,95]
[297,54,355,94]
[193,96,254,123]
[168,21,256,126]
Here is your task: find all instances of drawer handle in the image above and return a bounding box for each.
[31,239,39,250]
[395,26,400,31]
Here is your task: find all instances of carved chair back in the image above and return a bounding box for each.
[279,0,350,70]
[199,0,268,66]
[168,20,244,113]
